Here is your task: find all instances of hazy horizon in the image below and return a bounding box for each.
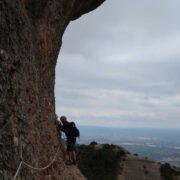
[55,0,180,128]
[76,126,180,166]
[78,125,180,129]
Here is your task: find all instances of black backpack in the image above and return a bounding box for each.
[70,122,80,137]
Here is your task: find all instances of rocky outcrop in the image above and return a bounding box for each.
[0,0,105,179]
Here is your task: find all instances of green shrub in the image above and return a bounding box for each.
[160,163,180,180]
[77,143,125,180]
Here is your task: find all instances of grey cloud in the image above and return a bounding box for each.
[62,0,180,60]
[55,0,180,128]
[57,54,180,95]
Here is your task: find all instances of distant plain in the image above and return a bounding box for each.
[77,126,180,167]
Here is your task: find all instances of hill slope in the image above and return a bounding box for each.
[77,142,180,180]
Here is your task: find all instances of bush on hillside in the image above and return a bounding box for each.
[160,163,180,180]
[77,143,126,180]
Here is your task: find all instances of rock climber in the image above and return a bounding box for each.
[58,115,80,165]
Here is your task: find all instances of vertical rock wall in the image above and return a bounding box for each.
[0,0,105,179]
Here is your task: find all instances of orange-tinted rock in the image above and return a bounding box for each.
[0,0,105,179]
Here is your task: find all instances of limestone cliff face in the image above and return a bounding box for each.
[0,0,105,179]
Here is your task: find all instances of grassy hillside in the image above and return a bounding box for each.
[77,142,180,180]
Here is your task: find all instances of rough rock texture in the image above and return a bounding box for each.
[0,0,105,179]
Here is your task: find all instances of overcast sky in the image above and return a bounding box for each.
[55,0,180,128]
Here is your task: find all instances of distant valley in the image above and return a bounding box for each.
[77,126,180,167]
